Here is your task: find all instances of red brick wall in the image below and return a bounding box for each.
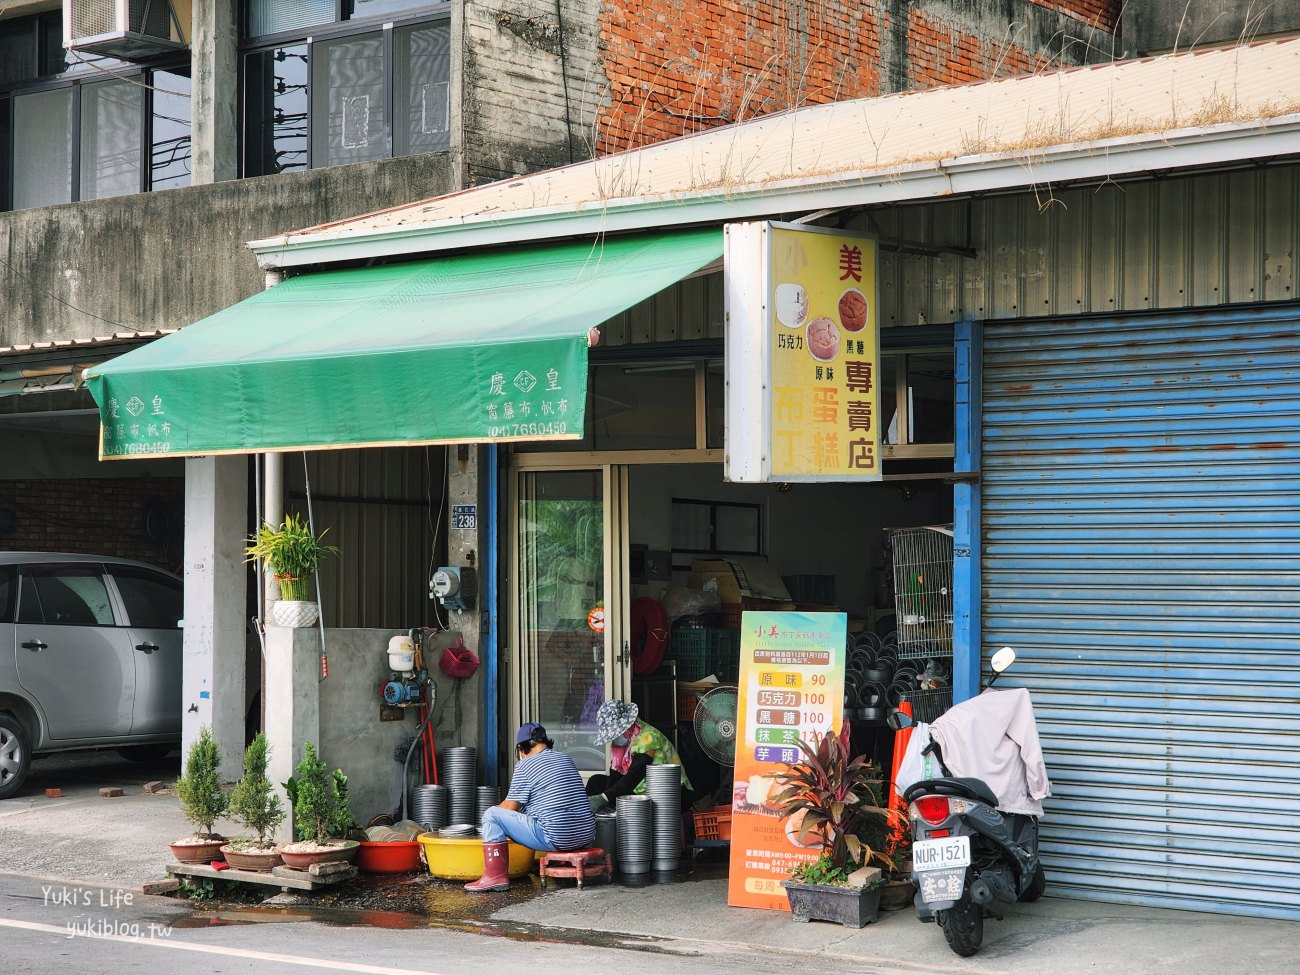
[0,478,184,572]
[596,0,882,154]
[907,8,1057,88]
[1032,1,1121,31]
[593,1,1122,156]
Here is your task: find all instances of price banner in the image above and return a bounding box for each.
[727,611,847,911]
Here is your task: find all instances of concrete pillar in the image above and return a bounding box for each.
[264,627,322,842]
[261,452,284,609]
[182,455,248,775]
[446,445,479,639]
[192,0,239,184]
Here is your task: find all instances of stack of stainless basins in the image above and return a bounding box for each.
[615,795,653,875]
[646,764,682,871]
[476,785,501,826]
[443,746,478,826]
[410,783,449,831]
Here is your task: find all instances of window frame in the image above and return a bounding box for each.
[107,565,184,630]
[239,4,451,177]
[16,563,120,628]
[1,63,191,211]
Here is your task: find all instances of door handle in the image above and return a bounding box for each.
[135,642,159,654]
[21,639,47,651]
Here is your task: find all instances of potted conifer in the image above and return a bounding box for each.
[772,723,898,928]
[245,513,338,627]
[170,726,228,863]
[280,742,359,869]
[221,732,286,872]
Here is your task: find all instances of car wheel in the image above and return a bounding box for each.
[0,714,32,800]
[116,744,174,763]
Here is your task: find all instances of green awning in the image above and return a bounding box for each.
[85,228,722,459]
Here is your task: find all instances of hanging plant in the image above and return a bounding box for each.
[245,513,338,600]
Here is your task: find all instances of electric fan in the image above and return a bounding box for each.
[693,686,739,766]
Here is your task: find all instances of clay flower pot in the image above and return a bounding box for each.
[169,836,226,864]
[279,839,359,871]
[219,843,283,872]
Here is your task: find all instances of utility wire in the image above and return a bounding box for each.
[0,252,135,330]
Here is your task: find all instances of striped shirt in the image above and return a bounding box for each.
[506,748,596,851]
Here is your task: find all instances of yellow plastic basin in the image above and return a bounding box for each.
[416,833,535,880]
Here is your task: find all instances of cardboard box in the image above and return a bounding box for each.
[688,557,792,604]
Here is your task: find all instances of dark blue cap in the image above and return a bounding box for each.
[516,722,544,746]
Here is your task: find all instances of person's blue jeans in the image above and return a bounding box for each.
[480,807,558,852]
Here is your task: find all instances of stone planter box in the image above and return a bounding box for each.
[782,878,881,928]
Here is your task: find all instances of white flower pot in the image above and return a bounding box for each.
[270,600,320,628]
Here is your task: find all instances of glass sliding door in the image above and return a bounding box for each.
[514,466,629,773]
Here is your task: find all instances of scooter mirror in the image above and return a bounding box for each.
[991,646,1016,673]
[885,709,914,732]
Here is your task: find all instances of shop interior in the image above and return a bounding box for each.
[513,341,957,811]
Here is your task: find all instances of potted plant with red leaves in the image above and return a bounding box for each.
[771,721,899,927]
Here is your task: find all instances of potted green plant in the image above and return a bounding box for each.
[280,741,359,870]
[220,732,286,872]
[771,723,898,927]
[245,512,338,627]
[170,726,228,864]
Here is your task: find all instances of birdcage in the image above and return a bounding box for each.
[889,525,954,660]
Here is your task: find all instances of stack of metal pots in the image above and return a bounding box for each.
[476,785,500,825]
[594,809,618,870]
[410,783,449,830]
[443,746,478,826]
[645,764,681,871]
[615,795,653,875]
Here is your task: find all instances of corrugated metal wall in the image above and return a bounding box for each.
[981,303,1300,919]
[601,164,1299,346]
[283,446,444,630]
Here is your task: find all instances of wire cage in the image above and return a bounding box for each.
[890,525,955,660]
[896,686,953,724]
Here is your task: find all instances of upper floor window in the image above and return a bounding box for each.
[242,2,450,177]
[0,14,190,212]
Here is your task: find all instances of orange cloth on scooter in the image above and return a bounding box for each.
[927,687,1051,816]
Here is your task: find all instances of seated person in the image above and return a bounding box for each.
[586,699,694,807]
[466,722,596,892]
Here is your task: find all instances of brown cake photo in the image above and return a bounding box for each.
[838,288,868,332]
[807,316,840,361]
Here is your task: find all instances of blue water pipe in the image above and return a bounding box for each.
[483,443,500,786]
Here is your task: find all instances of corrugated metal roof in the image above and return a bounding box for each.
[253,38,1300,268]
[0,329,176,358]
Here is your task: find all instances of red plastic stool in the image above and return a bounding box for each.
[538,849,613,889]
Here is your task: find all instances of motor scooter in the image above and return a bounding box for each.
[888,647,1049,957]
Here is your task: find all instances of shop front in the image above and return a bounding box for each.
[78,38,1300,920]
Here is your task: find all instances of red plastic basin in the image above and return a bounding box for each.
[355,840,423,873]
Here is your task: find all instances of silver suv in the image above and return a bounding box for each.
[0,553,182,799]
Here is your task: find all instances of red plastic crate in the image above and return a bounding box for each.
[693,807,732,842]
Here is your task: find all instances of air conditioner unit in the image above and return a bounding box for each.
[64,0,187,61]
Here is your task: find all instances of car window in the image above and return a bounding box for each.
[17,565,115,626]
[110,566,182,629]
[0,566,15,623]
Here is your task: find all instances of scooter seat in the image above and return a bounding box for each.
[905,776,1000,809]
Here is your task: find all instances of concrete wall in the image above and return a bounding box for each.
[0,153,453,347]
[1122,1,1300,55]
[266,627,485,833]
[460,0,1120,181]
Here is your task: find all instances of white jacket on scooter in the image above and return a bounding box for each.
[928,687,1052,816]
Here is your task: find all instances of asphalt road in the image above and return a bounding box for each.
[0,873,918,975]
